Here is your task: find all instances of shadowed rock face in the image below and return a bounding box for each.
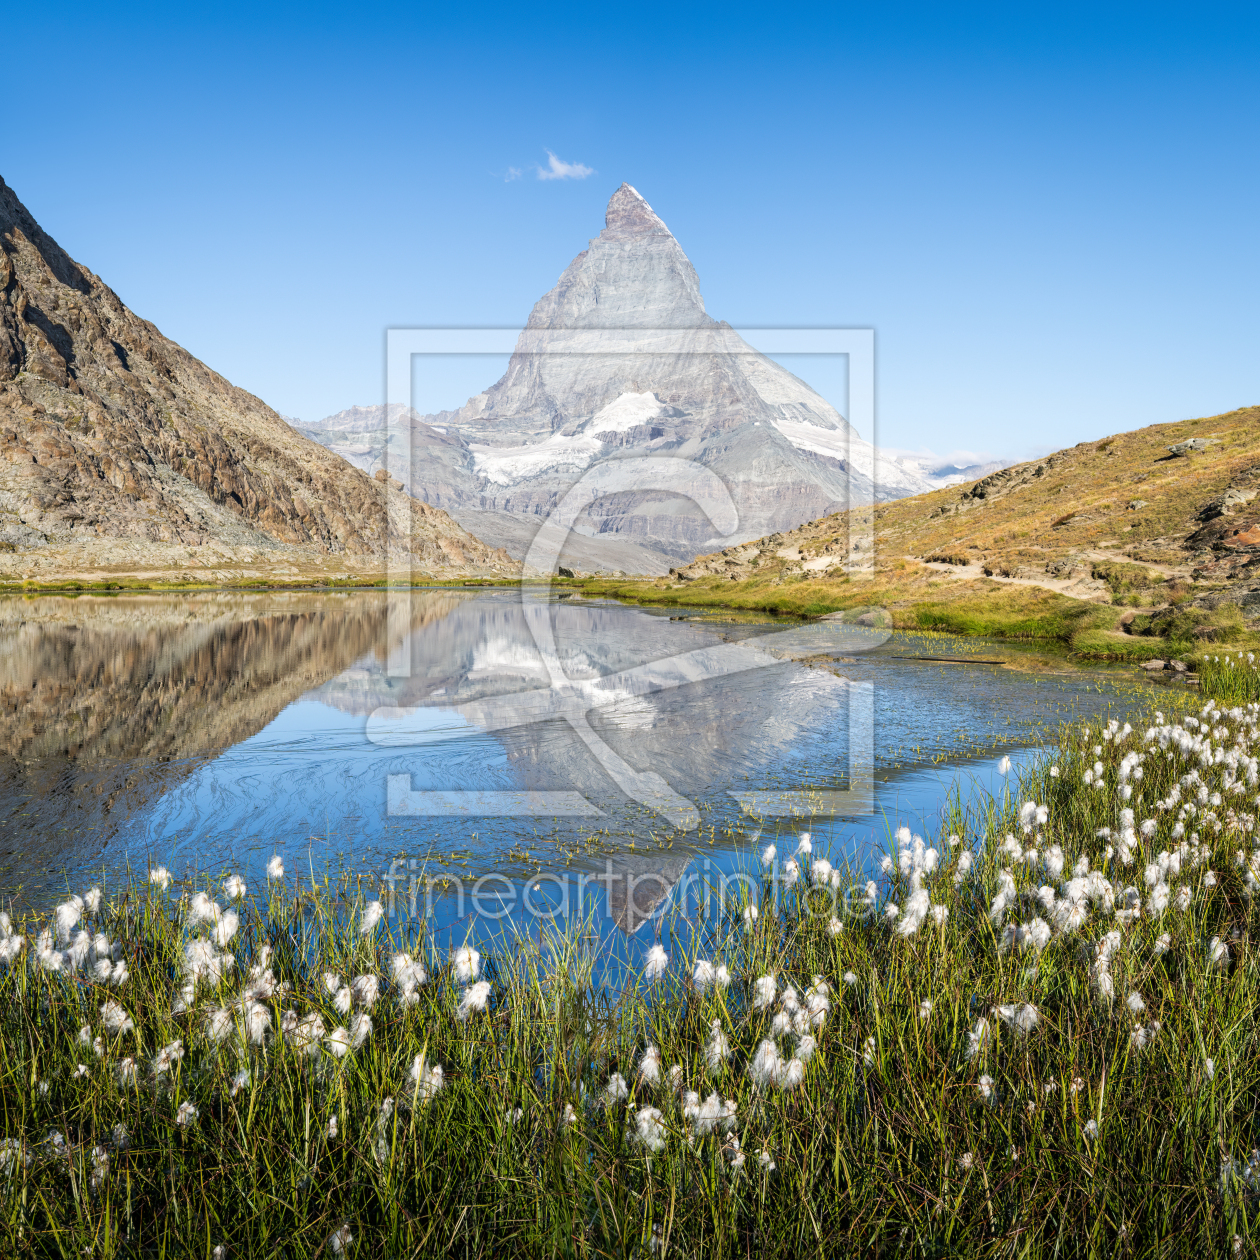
[0,176,511,580]
[302,185,934,570]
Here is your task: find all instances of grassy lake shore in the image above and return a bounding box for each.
[2,685,1259,1256]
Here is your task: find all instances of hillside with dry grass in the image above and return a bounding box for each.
[577,405,1260,658]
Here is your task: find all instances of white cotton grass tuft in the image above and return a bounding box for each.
[918,998,933,1021]
[634,1105,667,1152]
[997,755,1011,774]
[705,1020,731,1072]
[1083,1118,1099,1140]
[349,974,380,1008]
[328,1224,354,1256]
[977,1074,995,1101]
[456,980,492,1022]
[100,999,135,1035]
[643,943,669,981]
[996,1003,1039,1035]
[349,1012,373,1049]
[638,1044,662,1085]
[407,1054,444,1103]
[604,1072,629,1104]
[266,855,284,880]
[149,866,172,891]
[752,974,776,1010]
[152,1039,184,1075]
[359,901,384,936]
[451,945,481,984]
[222,874,246,900]
[175,1100,199,1127]
[761,844,776,866]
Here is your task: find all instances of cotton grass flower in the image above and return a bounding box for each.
[638,1044,662,1084]
[705,1020,730,1072]
[223,874,246,899]
[175,1100,199,1127]
[360,900,384,936]
[100,999,134,1034]
[918,998,933,1021]
[605,1072,629,1104]
[203,1006,233,1044]
[456,980,492,1022]
[749,1039,784,1089]
[692,959,717,992]
[997,755,1011,774]
[327,1026,351,1058]
[350,973,380,1008]
[327,1224,353,1256]
[407,1054,445,1103]
[634,1105,667,1152]
[1126,991,1146,1015]
[451,945,481,983]
[152,1040,184,1075]
[752,974,776,1009]
[266,855,284,880]
[996,1003,1039,1035]
[244,1002,270,1044]
[1083,1119,1099,1140]
[643,943,669,981]
[977,1075,995,1101]
[149,866,172,890]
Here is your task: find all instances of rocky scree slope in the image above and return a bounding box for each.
[671,405,1260,628]
[0,176,510,583]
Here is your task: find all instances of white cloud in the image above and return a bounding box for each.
[504,166,522,182]
[536,150,594,181]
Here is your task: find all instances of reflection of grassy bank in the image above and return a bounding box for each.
[572,570,1259,662]
[3,699,1258,1254]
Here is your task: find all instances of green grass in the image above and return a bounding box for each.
[3,699,1260,1255]
[1197,651,1260,704]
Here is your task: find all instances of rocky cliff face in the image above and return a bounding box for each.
[305,185,933,572]
[0,176,512,583]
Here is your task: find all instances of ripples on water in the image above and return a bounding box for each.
[0,589,1149,953]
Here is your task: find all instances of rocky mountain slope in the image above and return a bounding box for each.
[670,404,1260,625]
[0,176,512,584]
[301,185,935,573]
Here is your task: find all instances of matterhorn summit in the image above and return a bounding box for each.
[302,184,931,572]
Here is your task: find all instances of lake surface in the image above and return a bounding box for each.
[0,589,1148,949]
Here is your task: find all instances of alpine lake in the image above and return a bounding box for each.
[0,587,1165,966]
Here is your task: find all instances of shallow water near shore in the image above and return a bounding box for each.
[0,588,1156,950]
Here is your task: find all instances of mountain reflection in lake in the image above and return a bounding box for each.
[0,589,1143,935]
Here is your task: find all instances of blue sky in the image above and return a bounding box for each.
[3,2,1258,461]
